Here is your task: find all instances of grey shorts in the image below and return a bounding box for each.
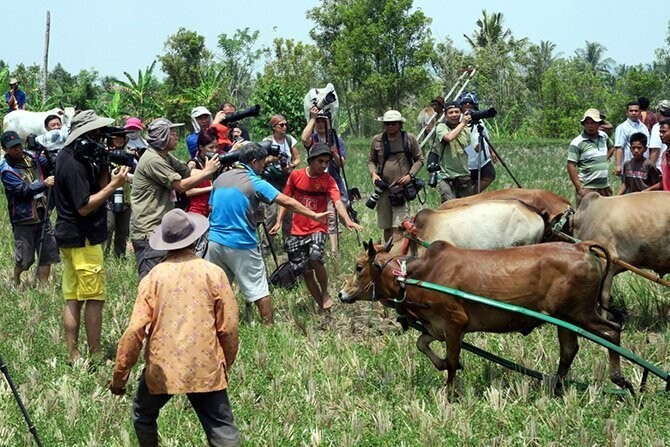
[438,176,474,203]
[285,232,327,271]
[131,239,167,280]
[206,241,269,303]
[375,191,410,230]
[13,222,60,270]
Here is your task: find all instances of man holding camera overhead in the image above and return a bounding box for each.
[368,110,424,242]
[428,100,476,203]
[53,110,130,363]
[130,118,220,279]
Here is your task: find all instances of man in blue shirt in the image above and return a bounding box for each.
[5,78,27,112]
[206,144,330,324]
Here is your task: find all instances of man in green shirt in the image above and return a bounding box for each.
[430,101,475,203]
[130,118,220,279]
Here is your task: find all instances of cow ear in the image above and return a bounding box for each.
[382,237,394,253]
[367,240,377,260]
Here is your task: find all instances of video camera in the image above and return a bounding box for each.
[73,126,136,169]
[468,107,497,124]
[219,104,261,125]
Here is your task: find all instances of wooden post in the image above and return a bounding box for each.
[42,11,51,103]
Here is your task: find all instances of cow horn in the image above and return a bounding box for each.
[367,239,376,260]
[382,237,394,253]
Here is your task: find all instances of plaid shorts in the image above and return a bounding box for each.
[285,232,327,271]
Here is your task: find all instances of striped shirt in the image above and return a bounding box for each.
[567,130,613,189]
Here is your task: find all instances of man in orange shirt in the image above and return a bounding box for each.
[110,209,240,447]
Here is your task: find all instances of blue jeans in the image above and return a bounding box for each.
[132,372,240,447]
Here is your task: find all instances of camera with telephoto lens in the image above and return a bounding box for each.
[467,107,497,123]
[426,152,441,188]
[73,137,135,170]
[206,140,282,167]
[219,104,261,125]
[365,178,389,210]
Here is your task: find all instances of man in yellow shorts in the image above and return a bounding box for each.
[54,110,129,363]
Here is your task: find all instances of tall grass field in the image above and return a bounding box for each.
[1,136,668,446]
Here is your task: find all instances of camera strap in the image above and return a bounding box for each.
[379,131,413,176]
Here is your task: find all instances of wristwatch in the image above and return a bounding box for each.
[409,172,415,180]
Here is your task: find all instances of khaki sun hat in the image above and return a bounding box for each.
[580,108,604,124]
[64,110,115,146]
[377,110,406,123]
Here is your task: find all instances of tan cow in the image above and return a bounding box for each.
[339,240,632,393]
[438,188,574,238]
[392,200,546,256]
[573,191,670,310]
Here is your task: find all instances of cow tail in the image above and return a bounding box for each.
[588,243,612,310]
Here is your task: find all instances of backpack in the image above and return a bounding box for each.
[269,261,300,290]
[378,131,414,176]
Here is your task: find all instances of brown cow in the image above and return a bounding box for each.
[437,188,574,238]
[574,191,670,310]
[339,240,632,392]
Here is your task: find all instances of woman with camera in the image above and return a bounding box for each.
[184,129,219,217]
[263,114,301,245]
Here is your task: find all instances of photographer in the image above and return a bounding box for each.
[263,114,301,244]
[1,131,59,288]
[5,78,26,112]
[458,92,497,192]
[186,106,213,158]
[53,110,130,363]
[206,144,331,324]
[105,132,134,258]
[130,118,221,279]
[430,101,476,203]
[301,106,348,255]
[368,110,424,242]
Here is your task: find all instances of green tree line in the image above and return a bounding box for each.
[2,2,669,140]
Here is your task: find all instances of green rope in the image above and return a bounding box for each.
[402,278,670,387]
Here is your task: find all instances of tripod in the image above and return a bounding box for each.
[0,353,44,447]
[327,120,361,248]
[474,121,522,191]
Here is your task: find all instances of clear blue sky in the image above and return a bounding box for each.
[3,0,668,80]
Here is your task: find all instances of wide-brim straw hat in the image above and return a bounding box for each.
[64,110,114,146]
[149,209,209,251]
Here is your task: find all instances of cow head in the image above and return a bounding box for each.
[61,107,76,128]
[339,238,394,303]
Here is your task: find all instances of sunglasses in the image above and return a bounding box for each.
[384,122,401,126]
[276,123,288,128]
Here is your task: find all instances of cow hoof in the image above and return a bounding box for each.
[611,375,635,396]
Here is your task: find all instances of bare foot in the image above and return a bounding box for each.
[320,294,334,313]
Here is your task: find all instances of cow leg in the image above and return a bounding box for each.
[580,315,634,394]
[600,270,615,319]
[555,328,579,394]
[416,333,448,371]
[444,329,464,389]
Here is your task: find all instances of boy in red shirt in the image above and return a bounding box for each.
[271,143,363,312]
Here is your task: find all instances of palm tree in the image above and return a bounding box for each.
[464,10,512,49]
[575,41,615,74]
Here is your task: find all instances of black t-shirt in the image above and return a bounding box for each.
[54,146,107,248]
